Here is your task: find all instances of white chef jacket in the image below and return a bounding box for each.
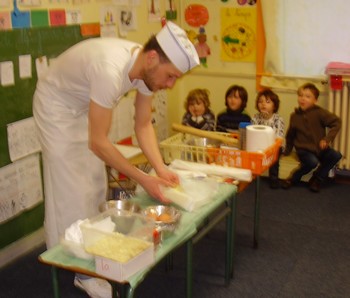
[33,38,152,248]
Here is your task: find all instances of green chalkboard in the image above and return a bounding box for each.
[0,25,87,249]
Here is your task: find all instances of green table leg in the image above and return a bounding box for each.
[186,239,193,298]
[51,266,60,298]
[118,283,133,298]
[227,194,237,280]
[254,176,261,249]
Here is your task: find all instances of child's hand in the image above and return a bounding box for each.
[319,139,328,150]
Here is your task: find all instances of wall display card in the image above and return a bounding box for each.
[220,7,257,62]
[66,10,82,24]
[0,154,43,224]
[11,9,30,28]
[100,5,117,26]
[19,54,32,79]
[49,9,66,26]
[0,61,15,86]
[148,0,161,22]
[0,11,12,30]
[31,10,49,27]
[118,8,137,32]
[7,117,41,162]
[0,0,10,7]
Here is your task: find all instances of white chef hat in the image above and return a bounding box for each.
[156,21,200,73]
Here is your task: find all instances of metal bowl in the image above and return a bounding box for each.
[187,137,222,148]
[99,200,141,213]
[142,205,181,232]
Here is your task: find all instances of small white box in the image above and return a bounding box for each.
[94,244,154,281]
[81,209,155,281]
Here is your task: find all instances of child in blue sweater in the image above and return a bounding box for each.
[216,85,251,132]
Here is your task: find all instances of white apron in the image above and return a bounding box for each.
[33,86,107,248]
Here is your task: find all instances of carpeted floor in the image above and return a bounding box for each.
[0,177,349,298]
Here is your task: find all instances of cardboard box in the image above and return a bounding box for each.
[81,209,155,281]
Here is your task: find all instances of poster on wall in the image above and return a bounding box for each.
[220,7,256,62]
[0,154,43,223]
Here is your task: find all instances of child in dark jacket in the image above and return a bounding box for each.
[282,83,342,192]
[216,85,251,132]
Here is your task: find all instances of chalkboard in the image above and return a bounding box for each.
[0,25,87,249]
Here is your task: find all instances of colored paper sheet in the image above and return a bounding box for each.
[11,10,30,28]
[0,12,12,30]
[80,23,100,36]
[49,9,66,26]
[31,10,49,27]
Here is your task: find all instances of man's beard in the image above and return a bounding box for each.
[142,65,159,92]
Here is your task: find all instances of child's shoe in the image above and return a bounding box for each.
[281,179,293,189]
[309,177,321,193]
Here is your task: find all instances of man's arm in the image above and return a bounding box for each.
[133,92,179,184]
[88,99,174,202]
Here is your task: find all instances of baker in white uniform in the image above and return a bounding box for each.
[33,21,199,298]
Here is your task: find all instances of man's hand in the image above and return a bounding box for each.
[140,174,175,204]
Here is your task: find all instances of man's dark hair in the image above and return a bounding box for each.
[225,85,248,110]
[143,35,171,64]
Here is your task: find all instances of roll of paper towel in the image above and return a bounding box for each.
[246,125,275,152]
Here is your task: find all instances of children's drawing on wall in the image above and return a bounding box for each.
[117,8,137,36]
[66,10,81,25]
[165,0,177,20]
[221,7,257,62]
[0,11,11,30]
[148,0,160,22]
[184,4,210,67]
[0,154,43,223]
[195,27,211,67]
[184,4,209,27]
[100,5,118,37]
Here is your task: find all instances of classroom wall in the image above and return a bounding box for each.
[0,0,329,261]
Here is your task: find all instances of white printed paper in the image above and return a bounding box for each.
[7,117,41,162]
[0,61,15,86]
[0,154,43,223]
[66,10,82,24]
[19,54,32,79]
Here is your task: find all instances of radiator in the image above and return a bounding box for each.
[328,75,350,170]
